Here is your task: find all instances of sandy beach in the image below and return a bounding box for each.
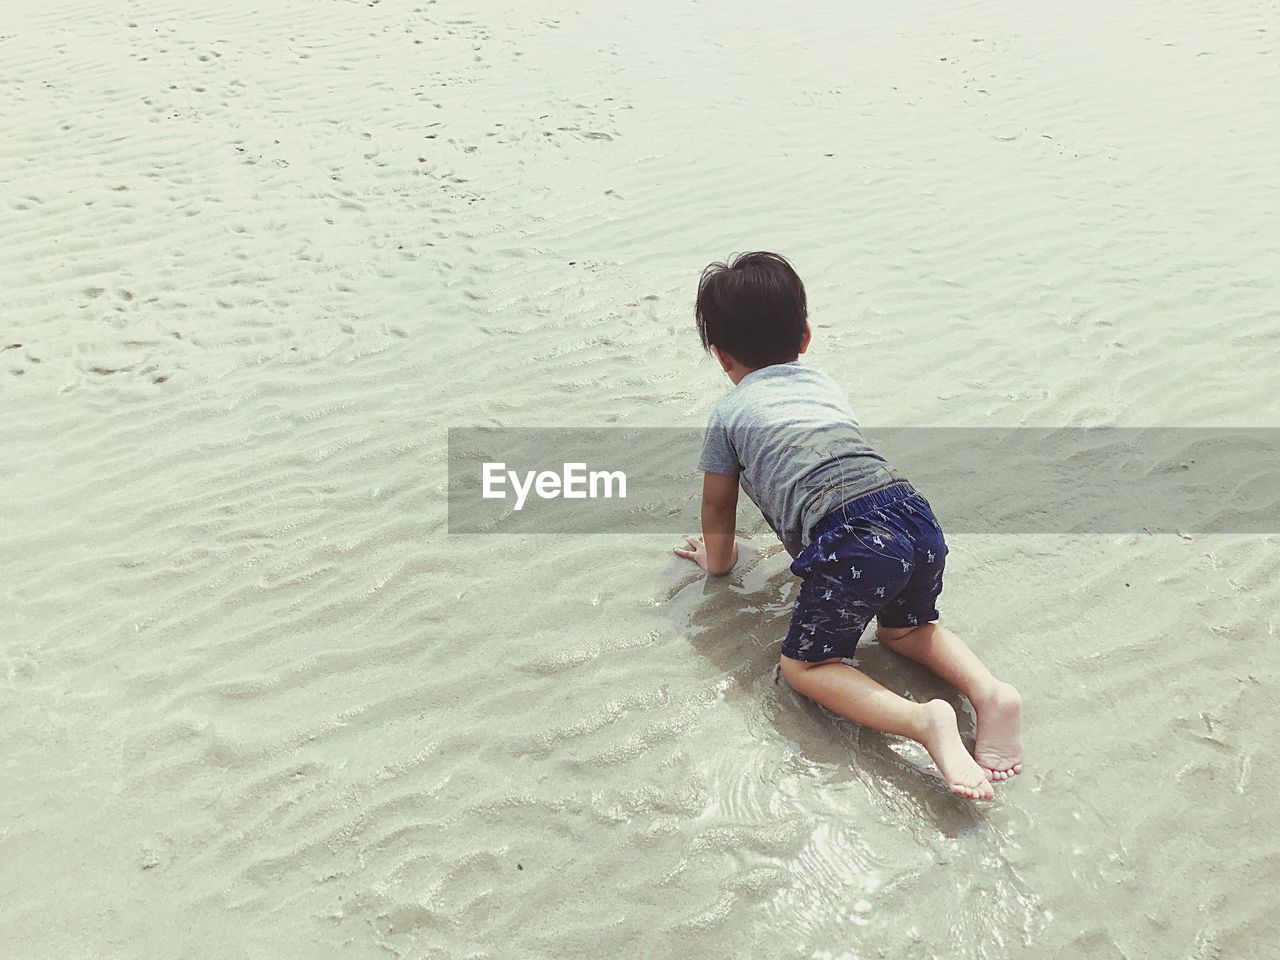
[3,0,1278,957]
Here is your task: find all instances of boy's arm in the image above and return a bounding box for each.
[674,471,739,576]
[700,471,739,574]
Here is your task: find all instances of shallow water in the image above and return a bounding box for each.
[3,1,1278,957]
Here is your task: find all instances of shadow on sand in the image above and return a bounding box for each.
[668,545,994,831]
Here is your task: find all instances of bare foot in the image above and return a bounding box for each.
[917,700,994,801]
[973,681,1023,781]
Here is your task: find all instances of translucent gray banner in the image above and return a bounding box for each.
[447,427,1280,535]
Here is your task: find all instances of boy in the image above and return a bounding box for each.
[674,252,1022,801]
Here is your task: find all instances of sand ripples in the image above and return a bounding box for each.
[4,0,1279,956]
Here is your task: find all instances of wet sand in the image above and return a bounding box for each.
[2,1,1278,957]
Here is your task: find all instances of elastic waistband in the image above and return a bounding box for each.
[814,480,917,536]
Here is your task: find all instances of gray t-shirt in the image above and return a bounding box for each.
[698,362,901,558]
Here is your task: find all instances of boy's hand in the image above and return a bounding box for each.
[674,535,738,576]
[678,471,740,576]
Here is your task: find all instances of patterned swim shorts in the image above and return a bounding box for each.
[781,481,948,663]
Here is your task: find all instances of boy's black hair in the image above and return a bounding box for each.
[695,251,807,370]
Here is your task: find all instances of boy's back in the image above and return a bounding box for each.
[698,361,900,558]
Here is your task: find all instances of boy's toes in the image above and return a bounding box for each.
[951,778,994,801]
[983,768,1024,783]
[979,761,1021,782]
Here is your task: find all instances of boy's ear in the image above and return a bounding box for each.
[710,344,735,373]
[798,321,812,355]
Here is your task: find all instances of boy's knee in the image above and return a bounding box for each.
[875,622,926,647]
[778,653,838,683]
[778,654,804,681]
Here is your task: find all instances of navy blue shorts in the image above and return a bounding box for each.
[782,481,948,663]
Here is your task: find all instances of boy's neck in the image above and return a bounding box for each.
[727,358,797,385]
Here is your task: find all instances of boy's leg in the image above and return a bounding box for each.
[874,622,1023,780]
[779,654,993,800]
